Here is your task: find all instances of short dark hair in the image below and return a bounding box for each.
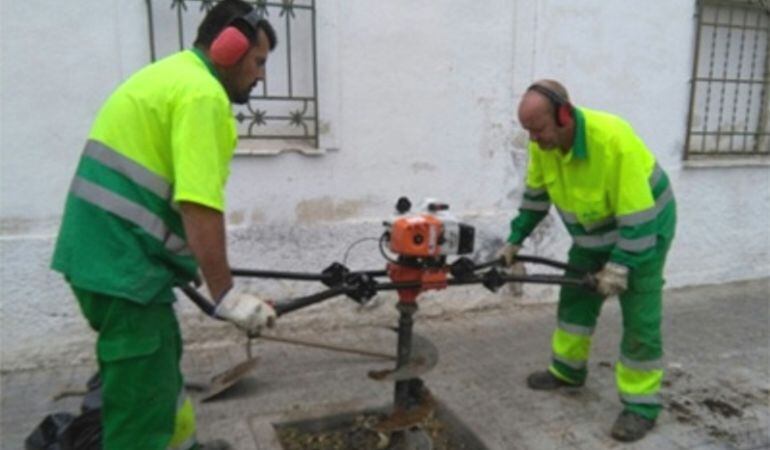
[194,0,277,51]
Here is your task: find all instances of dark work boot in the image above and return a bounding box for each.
[610,411,655,442]
[526,370,583,390]
[198,439,232,450]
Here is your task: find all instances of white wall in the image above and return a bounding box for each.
[2,0,768,370]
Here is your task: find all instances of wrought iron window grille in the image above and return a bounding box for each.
[145,0,320,152]
[685,0,770,159]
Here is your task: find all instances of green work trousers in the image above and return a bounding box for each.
[548,234,674,421]
[73,287,194,449]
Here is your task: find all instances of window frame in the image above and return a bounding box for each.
[145,0,321,152]
[684,0,770,160]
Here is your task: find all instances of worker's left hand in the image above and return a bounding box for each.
[595,262,629,297]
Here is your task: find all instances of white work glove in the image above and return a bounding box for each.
[497,243,522,267]
[215,289,276,336]
[595,262,629,297]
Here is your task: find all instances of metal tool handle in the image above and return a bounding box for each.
[178,283,357,318]
[231,267,387,281]
[180,284,218,317]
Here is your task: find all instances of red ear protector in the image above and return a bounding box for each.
[210,9,261,67]
[527,84,573,127]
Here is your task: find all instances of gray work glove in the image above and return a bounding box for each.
[595,262,629,297]
[497,243,522,267]
[215,289,276,335]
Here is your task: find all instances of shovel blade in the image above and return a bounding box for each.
[200,357,259,402]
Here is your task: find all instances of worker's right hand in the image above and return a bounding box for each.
[215,289,276,336]
[497,243,522,267]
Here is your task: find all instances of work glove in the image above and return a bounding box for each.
[595,262,629,297]
[497,243,522,267]
[215,289,276,336]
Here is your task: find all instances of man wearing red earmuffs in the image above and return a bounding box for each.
[498,79,677,442]
[51,1,276,448]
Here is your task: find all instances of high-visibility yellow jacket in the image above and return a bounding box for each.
[508,107,676,268]
[52,49,237,303]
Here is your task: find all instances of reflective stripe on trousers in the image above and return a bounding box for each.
[168,392,197,450]
[616,359,663,406]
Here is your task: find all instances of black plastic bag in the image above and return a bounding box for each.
[25,373,103,450]
[24,412,75,450]
[59,409,101,450]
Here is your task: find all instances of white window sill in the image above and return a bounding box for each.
[234,139,338,157]
[683,156,770,169]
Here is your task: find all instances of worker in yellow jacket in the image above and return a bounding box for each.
[499,80,676,442]
[52,1,277,448]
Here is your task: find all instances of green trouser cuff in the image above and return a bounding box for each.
[624,402,662,421]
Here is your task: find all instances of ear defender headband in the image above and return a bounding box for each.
[527,84,573,127]
[209,9,261,67]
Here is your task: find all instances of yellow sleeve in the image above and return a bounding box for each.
[171,94,237,211]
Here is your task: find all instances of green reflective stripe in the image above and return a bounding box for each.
[574,230,619,248]
[524,187,548,198]
[71,177,190,256]
[521,199,551,211]
[616,360,663,402]
[620,393,662,405]
[552,354,586,370]
[617,235,657,252]
[552,327,591,363]
[619,355,664,371]
[558,320,594,336]
[84,140,171,200]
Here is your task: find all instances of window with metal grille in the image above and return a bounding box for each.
[145,0,320,152]
[685,0,770,159]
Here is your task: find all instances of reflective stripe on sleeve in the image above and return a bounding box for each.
[524,187,548,198]
[521,199,551,211]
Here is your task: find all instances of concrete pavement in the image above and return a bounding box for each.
[2,278,768,449]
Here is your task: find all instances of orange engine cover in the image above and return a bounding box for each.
[389,214,443,257]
